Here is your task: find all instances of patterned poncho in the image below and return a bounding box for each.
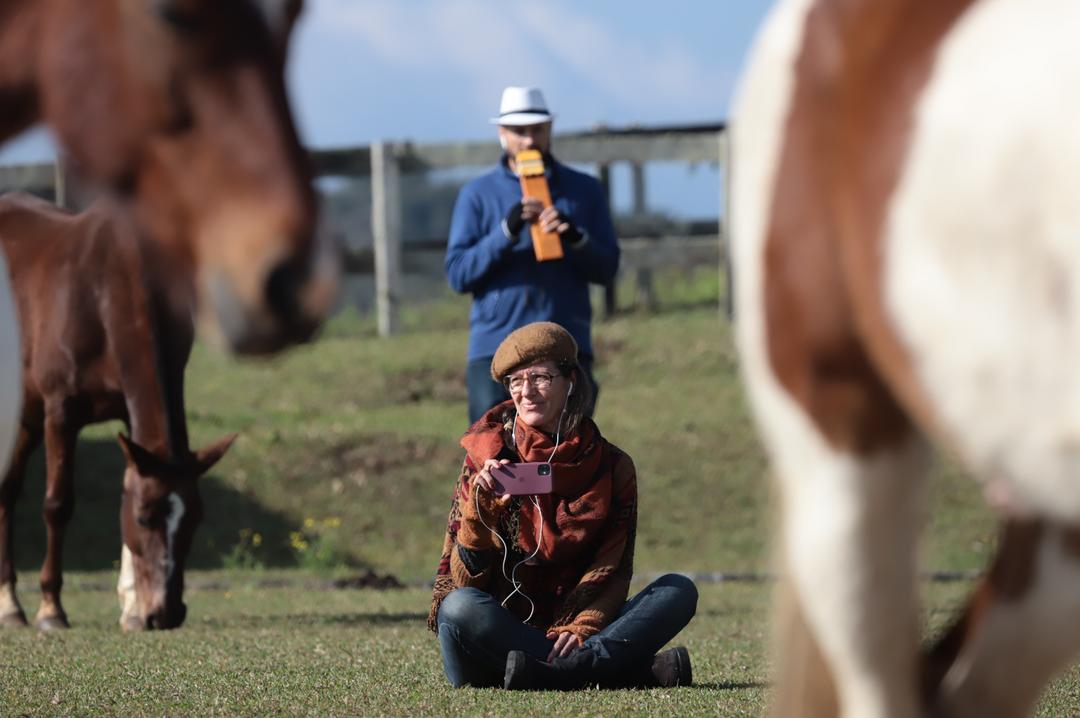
[427,402,637,638]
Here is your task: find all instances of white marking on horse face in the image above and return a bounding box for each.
[165,493,186,579]
[0,253,22,474]
[884,0,1080,521]
[936,527,1080,716]
[117,543,139,625]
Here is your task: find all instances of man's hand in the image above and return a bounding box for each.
[546,630,584,661]
[503,202,526,238]
[504,198,546,241]
[538,206,584,248]
[521,197,544,224]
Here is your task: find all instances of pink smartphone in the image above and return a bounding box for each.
[491,462,553,496]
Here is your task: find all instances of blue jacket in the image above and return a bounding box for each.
[445,156,620,362]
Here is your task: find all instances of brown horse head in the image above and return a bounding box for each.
[117,432,236,630]
[32,0,337,354]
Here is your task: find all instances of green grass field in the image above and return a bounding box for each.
[5,269,1080,715]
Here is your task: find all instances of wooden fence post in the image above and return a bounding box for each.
[629,161,655,310]
[371,140,402,337]
[598,162,617,318]
[630,162,646,215]
[53,156,89,211]
[53,158,68,209]
[719,128,734,321]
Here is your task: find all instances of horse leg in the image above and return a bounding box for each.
[771,412,929,718]
[0,425,41,627]
[732,0,933,705]
[739,259,930,718]
[925,519,1080,717]
[35,409,76,630]
[738,157,930,716]
[769,565,840,717]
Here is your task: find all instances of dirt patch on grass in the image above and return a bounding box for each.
[384,366,467,404]
[592,335,627,361]
[267,427,466,500]
[282,433,462,491]
[332,569,405,589]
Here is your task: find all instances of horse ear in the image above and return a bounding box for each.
[253,0,303,37]
[117,433,170,477]
[193,433,238,476]
[155,0,208,18]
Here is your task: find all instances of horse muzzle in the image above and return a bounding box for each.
[145,601,187,631]
[201,238,339,356]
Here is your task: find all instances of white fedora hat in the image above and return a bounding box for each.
[490,86,554,126]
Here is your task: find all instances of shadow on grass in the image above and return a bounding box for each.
[696,681,769,691]
[11,438,356,572]
[610,295,725,319]
[200,612,426,628]
[694,607,767,619]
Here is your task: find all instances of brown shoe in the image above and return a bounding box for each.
[503,649,600,691]
[602,646,693,689]
[650,646,692,687]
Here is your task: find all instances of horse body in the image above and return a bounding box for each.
[0,194,233,631]
[734,0,1080,714]
[884,0,1080,520]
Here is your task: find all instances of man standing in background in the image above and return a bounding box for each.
[445,86,620,424]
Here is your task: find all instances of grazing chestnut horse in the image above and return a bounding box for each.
[734,0,1080,715]
[0,194,235,630]
[0,0,338,474]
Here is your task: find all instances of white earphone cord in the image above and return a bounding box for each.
[474,489,543,623]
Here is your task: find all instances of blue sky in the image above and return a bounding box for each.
[0,0,775,216]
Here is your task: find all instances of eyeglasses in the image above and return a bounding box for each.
[504,371,558,393]
[503,124,549,138]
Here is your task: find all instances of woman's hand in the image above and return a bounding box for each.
[474,458,512,494]
[545,630,584,661]
[471,459,513,516]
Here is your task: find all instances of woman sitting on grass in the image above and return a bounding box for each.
[428,321,698,690]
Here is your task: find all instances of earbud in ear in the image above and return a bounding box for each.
[567,382,574,397]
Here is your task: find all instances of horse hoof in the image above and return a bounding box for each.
[0,610,28,627]
[36,615,70,631]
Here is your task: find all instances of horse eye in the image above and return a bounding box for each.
[136,515,152,528]
[158,3,205,35]
[166,77,195,135]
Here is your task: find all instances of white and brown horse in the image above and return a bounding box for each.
[734,0,1080,715]
[0,0,339,475]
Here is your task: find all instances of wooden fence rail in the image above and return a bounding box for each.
[0,122,730,335]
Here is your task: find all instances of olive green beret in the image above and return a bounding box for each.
[490,322,579,381]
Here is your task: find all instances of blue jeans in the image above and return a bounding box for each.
[436,573,698,688]
[466,354,598,425]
